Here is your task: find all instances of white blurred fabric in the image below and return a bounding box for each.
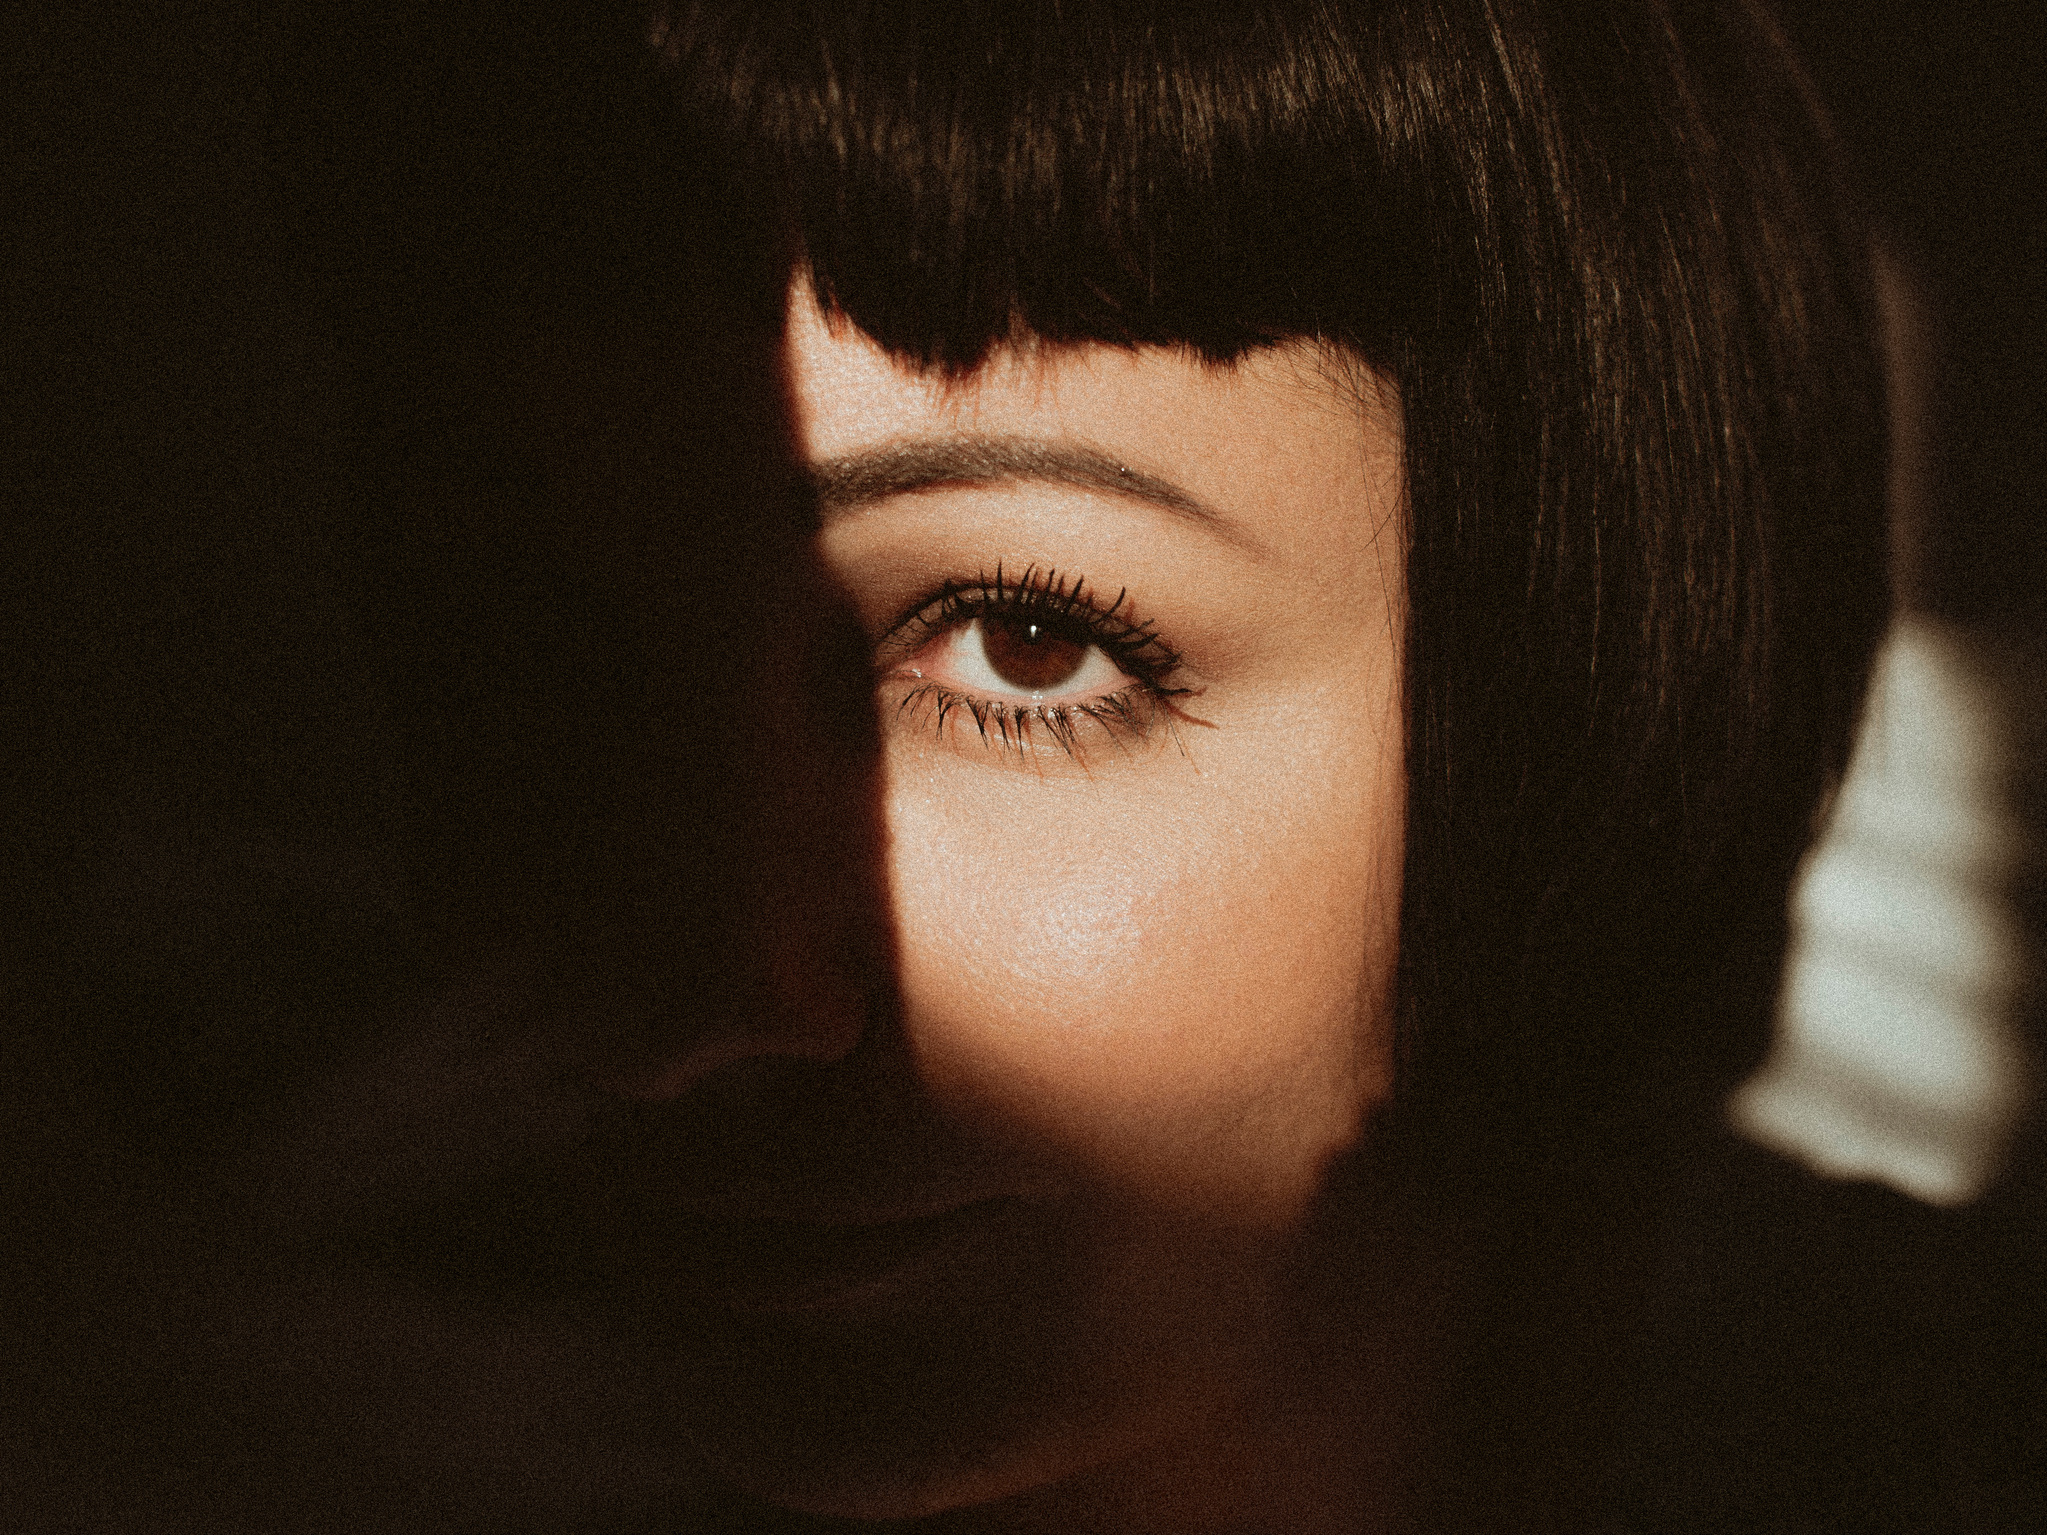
[1729,617,2038,1205]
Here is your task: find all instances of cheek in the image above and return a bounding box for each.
[884,765,1399,1225]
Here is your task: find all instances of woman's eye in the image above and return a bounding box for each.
[877,572,1189,760]
[914,614,1134,701]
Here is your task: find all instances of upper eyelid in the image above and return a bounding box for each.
[880,571,1176,664]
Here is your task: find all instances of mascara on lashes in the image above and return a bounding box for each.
[878,566,1193,759]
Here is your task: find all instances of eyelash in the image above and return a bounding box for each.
[877,565,1193,760]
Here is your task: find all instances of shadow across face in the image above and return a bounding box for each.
[0,11,949,1525]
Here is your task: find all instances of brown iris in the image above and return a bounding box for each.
[980,615,1090,693]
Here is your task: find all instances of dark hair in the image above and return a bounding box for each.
[652,0,1889,1164]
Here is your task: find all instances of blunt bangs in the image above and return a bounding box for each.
[652,0,1433,371]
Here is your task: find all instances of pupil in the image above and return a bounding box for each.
[983,616,1088,692]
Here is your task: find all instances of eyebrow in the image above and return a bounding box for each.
[806,437,1260,553]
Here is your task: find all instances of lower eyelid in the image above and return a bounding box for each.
[884,675,1170,762]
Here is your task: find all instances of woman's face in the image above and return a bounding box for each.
[630,287,1409,1518]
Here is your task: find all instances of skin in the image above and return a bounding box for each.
[606,283,1413,1528]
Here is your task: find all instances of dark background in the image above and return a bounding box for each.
[1780,0,2047,625]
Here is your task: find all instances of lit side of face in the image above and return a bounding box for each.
[790,287,1407,1231]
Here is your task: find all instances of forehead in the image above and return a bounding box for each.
[781,281,1405,569]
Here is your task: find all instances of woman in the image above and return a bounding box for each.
[592,0,1886,1526]
[4,0,1895,1531]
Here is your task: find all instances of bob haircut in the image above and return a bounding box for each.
[649,0,1890,1176]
